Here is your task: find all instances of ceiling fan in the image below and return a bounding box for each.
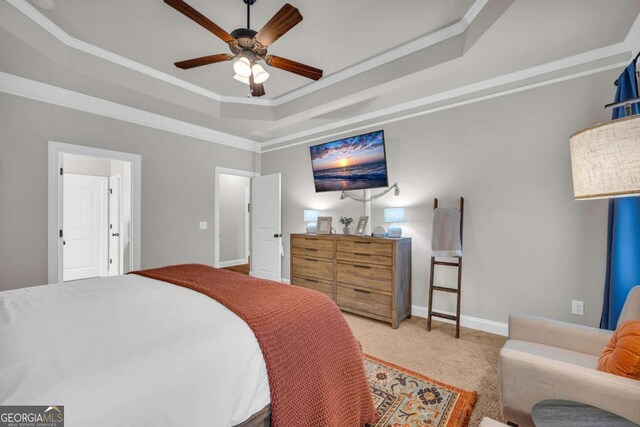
[164,0,323,97]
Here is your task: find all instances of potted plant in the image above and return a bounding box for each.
[339,216,354,235]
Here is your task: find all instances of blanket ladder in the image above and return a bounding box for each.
[427,197,464,338]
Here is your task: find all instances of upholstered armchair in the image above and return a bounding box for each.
[499,286,640,426]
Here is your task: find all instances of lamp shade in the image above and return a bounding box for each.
[233,57,252,78]
[303,209,320,222]
[252,63,270,84]
[570,115,640,200]
[384,207,405,223]
[233,74,250,85]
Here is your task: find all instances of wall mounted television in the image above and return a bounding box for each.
[309,130,389,192]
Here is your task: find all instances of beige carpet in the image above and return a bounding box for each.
[344,313,506,427]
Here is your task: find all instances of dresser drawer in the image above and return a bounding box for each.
[291,256,334,281]
[337,240,392,257]
[336,262,393,293]
[292,245,333,260]
[337,285,391,319]
[291,275,333,299]
[292,235,334,251]
[336,250,392,267]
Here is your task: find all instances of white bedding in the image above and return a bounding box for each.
[0,274,270,427]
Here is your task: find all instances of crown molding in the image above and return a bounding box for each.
[5,0,488,107]
[260,42,631,152]
[0,43,629,156]
[0,71,260,152]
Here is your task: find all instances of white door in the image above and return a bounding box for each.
[108,176,122,276]
[63,174,108,281]
[250,173,281,281]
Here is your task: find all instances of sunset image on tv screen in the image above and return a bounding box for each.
[310,130,389,192]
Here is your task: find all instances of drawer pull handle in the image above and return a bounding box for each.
[355,253,371,256]
[354,265,371,269]
[354,242,371,245]
[305,278,318,283]
[304,258,318,262]
[304,248,318,252]
[354,288,371,294]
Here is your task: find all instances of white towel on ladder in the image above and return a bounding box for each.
[431,207,462,257]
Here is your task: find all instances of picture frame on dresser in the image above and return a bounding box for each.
[316,217,332,234]
[354,216,368,236]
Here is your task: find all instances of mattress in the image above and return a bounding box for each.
[0,274,270,427]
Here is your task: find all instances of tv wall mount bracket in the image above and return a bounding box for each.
[339,182,400,202]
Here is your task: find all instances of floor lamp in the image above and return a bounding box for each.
[570,113,640,327]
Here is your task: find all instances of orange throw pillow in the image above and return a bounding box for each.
[598,320,640,380]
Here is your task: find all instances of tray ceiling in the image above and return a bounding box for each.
[38,0,476,99]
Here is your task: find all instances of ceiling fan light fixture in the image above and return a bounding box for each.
[165,0,322,97]
[233,57,252,78]
[251,63,269,84]
[233,74,251,85]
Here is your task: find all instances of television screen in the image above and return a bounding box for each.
[309,130,389,192]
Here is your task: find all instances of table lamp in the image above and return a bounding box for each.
[384,207,405,238]
[304,209,320,233]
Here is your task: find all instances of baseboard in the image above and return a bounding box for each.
[280,276,507,336]
[412,305,508,336]
[219,259,248,268]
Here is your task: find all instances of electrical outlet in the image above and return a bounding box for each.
[571,300,584,315]
[199,221,208,230]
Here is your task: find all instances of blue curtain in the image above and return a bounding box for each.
[600,61,640,330]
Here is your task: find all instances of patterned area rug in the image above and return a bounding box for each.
[365,354,477,427]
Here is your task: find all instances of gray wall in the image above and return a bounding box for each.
[0,93,257,291]
[219,174,250,263]
[261,69,616,326]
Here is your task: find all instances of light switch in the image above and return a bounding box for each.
[199,221,208,230]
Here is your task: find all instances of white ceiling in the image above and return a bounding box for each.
[38,0,476,98]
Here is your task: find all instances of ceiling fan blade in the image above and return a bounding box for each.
[254,3,302,47]
[265,55,323,81]
[164,0,234,44]
[250,74,266,97]
[174,54,234,69]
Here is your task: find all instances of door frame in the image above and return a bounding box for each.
[108,174,124,276]
[48,141,142,283]
[244,185,251,260]
[214,166,259,268]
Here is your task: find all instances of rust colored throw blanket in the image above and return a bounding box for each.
[133,264,377,427]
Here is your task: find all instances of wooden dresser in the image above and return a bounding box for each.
[290,233,412,328]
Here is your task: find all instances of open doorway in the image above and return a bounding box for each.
[48,142,141,284]
[214,167,258,272]
[61,153,132,281]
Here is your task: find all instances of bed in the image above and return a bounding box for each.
[0,265,376,427]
